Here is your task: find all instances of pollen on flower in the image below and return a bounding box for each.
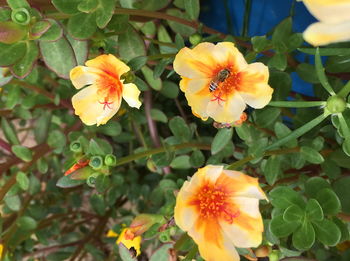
[210,68,242,103]
[190,183,240,222]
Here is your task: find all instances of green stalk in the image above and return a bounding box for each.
[269,101,326,108]
[242,0,252,37]
[337,80,350,98]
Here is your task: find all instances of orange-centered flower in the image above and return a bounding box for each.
[174,165,267,261]
[70,54,141,126]
[173,42,273,124]
[302,0,350,46]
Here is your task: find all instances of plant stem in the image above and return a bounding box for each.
[115,142,211,167]
[269,101,326,108]
[226,147,299,170]
[242,0,252,37]
[337,80,350,98]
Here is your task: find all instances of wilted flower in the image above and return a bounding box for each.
[124,214,165,240]
[64,159,90,176]
[70,54,141,126]
[302,0,350,46]
[116,228,142,257]
[173,42,273,124]
[174,165,266,261]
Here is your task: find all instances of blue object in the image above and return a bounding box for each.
[200,0,318,97]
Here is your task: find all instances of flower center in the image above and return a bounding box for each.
[211,68,241,103]
[193,184,239,222]
[96,72,123,108]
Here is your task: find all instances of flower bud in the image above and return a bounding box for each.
[326,95,347,114]
[104,154,116,166]
[89,155,103,170]
[86,172,100,187]
[70,141,82,153]
[120,71,135,84]
[254,245,271,257]
[11,8,30,25]
[125,214,165,240]
[189,33,202,46]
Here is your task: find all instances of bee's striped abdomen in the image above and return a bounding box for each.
[209,81,218,92]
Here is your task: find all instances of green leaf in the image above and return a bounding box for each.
[270,215,298,237]
[0,42,25,66]
[300,146,324,164]
[270,71,292,100]
[149,243,172,261]
[78,0,98,13]
[166,9,196,37]
[251,36,269,52]
[67,34,88,65]
[268,53,287,71]
[255,107,280,128]
[88,139,105,155]
[269,186,305,210]
[211,128,233,155]
[4,195,21,211]
[313,219,341,246]
[169,116,191,141]
[34,111,51,143]
[118,243,137,261]
[95,0,115,28]
[11,41,39,78]
[274,122,297,148]
[189,149,205,168]
[0,21,26,44]
[56,175,85,188]
[39,36,77,79]
[333,217,350,243]
[321,159,341,179]
[127,56,148,71]
[283,205,304,223]
[316,188,341,215]
[7,0,30,9]
[296,63,319,84]
[333,176,350,214]
[175,33,185,49]
[95,174,110,193]
[11,145,32,162]
[52,0,81,14]
[1,118,20,145]
[315,48,335,95]
[95,121,122,136]
[160,81,179,98]
[48,130,67,149]
[292,220,315,250]
[306,199,323,221]
[119,25,146,61]
[139,0,171,11]
[263,155,281,185]
[153,59,170,79]
[266,113,328,150]
[0,7,11,22]
[16,216,37,231]
[107,14,129,33]
[170,155,191,169]
[68,12,96,39]
[305,177,331,198]
[30,20,51,38]
[90,194,106,215]
[184,0,199,20]
[272,17,292,52]
[151,108,168,123]
[39,19,63,41]
[16,171,29,190]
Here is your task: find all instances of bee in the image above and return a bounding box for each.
[129,247,137,258]
[209,69,230,92]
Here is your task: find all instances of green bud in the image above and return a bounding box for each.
[326,95,347,114]
[268,250,281,261]
[70,141,82,153]
[158,230,171,243]
[89,156,103,170]
[86,172,100,187]
[189,33,202,46]
[11,8,30,25]
[120,71,135,84]
[104,154,116,166]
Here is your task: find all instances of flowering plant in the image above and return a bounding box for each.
[1,0,350,260]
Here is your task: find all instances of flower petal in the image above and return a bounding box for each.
[236,62,273,109]
[219,210,263,248]
[72,85,121,126]
[70,66,101,89]
[191,219,240,261]
[214,42,247,71]
[303,20,350,46]
[206,92,246,123]
[302,0,350,24]
[198,165,224,183]
[218,170,267,200]
[85,54,130,79]
[122,83,142,109]
[174,182,199,232]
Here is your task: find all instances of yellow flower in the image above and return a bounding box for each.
[302,0,350,46]
[115,228,142,256]
[174,165,267,261]
[0,244,3,258]
[70,54,141,126]
[173,42,273,124]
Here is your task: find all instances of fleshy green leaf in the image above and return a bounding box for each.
[0,21,26,44]
[313,219,341,246]
[68,12,96,39]
[283,205,304,223]
[270,215,298,238]
[11,41,39,78]
[211,128,233,155]
[16,216,37,230]
[169,116,191,142]
[263,155,281,185]
[306,199,323,221]
[300,146,324,164]
[184,0,199,20]
[119,25,146,61]
[39,19,63,41]
[1,118,20,145]
[292,220,315,250]
[95,0,116,28]
[141,66,162,91]
[16,171,29,190]
[11,145,32,162]
[56,175,85,188]
[316,188,341,215]
[52,0,81,14]
[305,177,331,198]
[0,42,25,66]
[269,186,305,210]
